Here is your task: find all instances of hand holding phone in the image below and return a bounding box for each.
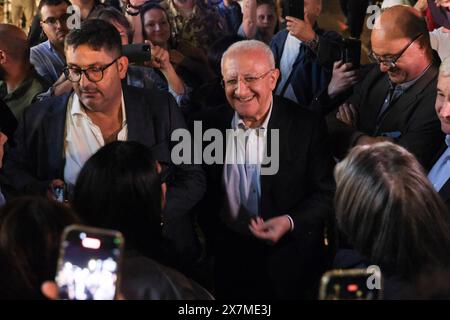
[55,225,124,300]
[122,43,151,64]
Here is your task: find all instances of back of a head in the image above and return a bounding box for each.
[374,5,431,51]
[73,141,162,257]
[0,24,30,63]
[208,35,245,77]
[65,18,123,56]
[89,6,133,44]
[334,142,450,280]
[0,197,79,298]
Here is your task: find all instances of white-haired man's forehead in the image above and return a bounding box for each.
[440,57,450,77]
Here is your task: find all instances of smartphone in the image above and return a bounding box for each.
[341,38,361,69]
[55,225,124,300]
[287,0,304,20]
[319,268,383,300]
[122,43,151,64]
[53,184,66,203]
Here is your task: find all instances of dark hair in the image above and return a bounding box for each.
[208,34,245,77]
[90,6,134,44]
[73,141,163,259]
[334,142,450,280]
[139,2,170,41]
[38,0,71,15]
[65,18,123,56]
[0,197,79,298]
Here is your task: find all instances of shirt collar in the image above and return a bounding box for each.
[232,99,273,133]
[446,134,450,148]
[72,91,126,126]
[389,63,432,92]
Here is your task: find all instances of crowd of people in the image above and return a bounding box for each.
[0,0,449,300]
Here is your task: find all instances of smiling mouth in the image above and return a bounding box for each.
[235,95,255,102]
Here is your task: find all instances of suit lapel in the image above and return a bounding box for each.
[375,63,439,135]
[44,94,70,178]
[261,97,289,217]
[363,73,390,134]
[123,86,147,144]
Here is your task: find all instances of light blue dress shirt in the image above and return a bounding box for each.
[428,135,450,192]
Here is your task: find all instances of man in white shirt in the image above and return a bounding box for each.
[4,19,206,269]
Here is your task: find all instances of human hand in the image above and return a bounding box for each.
[0,132,7,168]
[336,102,358,127]
[249,216,291,244]
[328,60,359,98]
[285,15,316,41]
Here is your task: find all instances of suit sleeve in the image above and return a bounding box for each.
[290,114,335,242]
[396,90,444,170]
[163,95,206,222]
[2,110,51,195]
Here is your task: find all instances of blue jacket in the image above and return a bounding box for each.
[270,28,341,108]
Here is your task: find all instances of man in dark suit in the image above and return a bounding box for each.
[3,19,205,272]
[323,5,444,170]
[195,40,335,299]
[428,56,450,212]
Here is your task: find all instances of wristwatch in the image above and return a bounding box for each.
[304,33,320,54]
[125,4,140,16]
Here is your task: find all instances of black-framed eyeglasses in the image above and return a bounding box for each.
[369,33,423,69]
[41,13,71,26]
[63,57,120,83]
[221,69,275,89]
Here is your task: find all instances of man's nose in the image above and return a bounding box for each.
[379,62,392,73]
[235,78,250,95]
[440,100,450,119]
[79,71,93,87]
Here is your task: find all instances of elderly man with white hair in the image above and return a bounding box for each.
[194,39,335,299]
[428,56,450,213]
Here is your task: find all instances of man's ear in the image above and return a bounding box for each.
[117,55,129,80]
[0,50,7,64]
[269,68,280,90]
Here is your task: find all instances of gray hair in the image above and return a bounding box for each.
[440,56,450,77]
[221,40,275,72]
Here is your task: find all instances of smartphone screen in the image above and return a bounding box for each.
[319,269,383,300]
[56,225,124,300]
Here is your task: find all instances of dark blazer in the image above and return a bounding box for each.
[193,95,336,298]
[270,28,341,107]
[3,85,206,268]
[430,144,450,213]
[326,60,444,170]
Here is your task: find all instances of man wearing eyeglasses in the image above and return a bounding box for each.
[325,5,443,170]
[194,40,335,299]
[3,19,206,271]
[30,0,71,91]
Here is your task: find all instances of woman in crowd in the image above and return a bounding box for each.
[333,142,450,298]
[0,197,79,299]
[72,141,210,299]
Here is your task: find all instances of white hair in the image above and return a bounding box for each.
[440,56,450,77]
[221,40,275,73]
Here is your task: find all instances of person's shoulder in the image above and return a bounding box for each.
[24,93,69,119]
[30,41,49,54]
[122,254,213,300]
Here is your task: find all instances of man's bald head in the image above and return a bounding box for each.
[373,5,430,50]
[0,24,30,62]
